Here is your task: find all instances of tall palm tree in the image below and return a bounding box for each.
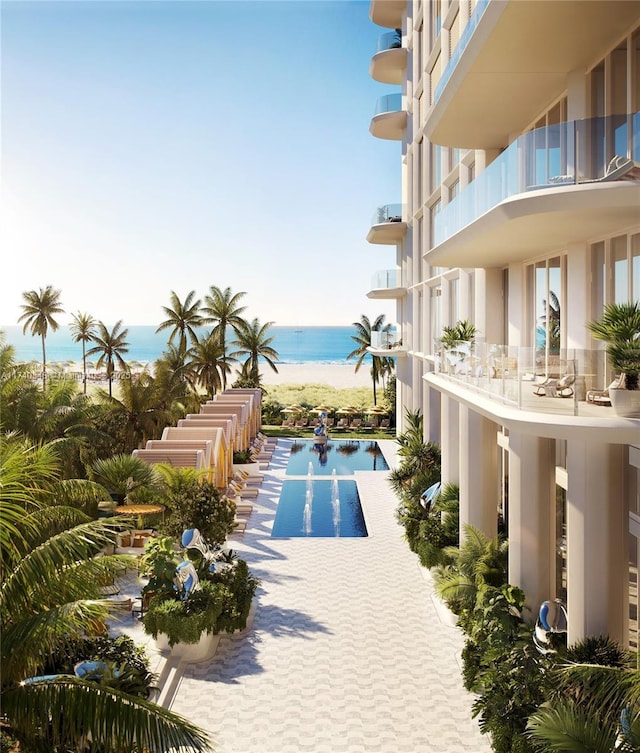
[201,286,247,388]
[0,436,210,751]
[69,311,96,394]
[233,317,279,386]
[156,290,203,357]
[188,331,229,399]
[347,314,391,405]
[18,285,64,390]
[86,320,130,397]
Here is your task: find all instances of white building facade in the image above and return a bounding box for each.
[366,0,640,649]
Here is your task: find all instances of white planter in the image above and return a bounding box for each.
[609,388,640,418]
[154,631,221,663]
[233,462,262,476]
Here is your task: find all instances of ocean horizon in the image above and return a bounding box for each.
[1,324,364,366]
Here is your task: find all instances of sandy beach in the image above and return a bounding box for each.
[260,362,371,389]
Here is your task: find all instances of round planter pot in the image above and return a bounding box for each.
[609,388,640,418]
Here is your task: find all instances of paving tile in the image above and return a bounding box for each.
[164,440,491,753]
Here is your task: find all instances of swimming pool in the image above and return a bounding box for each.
[285,439,389,476]
[271,479,367,538]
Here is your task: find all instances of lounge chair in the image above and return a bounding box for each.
[586,376,620,406]
[533,373,575,398]
[335,418,349,430]
[349,418,362,430]
[379,418,390,429]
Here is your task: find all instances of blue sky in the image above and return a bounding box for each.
[1,0,400,327]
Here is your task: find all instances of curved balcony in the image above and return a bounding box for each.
[369,31,407,85]
[366,203,407,245]
[368,330,406,357]
[428,114,640,267]
[367,269,405,300]
[369,93,407,141]
[425,0,640,148]
[369,0,404,29]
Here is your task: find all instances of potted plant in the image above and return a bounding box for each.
[587,302,640,417]
[438,319,478,375]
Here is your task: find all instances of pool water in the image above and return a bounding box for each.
[285,439,389,476]
[271,479,367,538]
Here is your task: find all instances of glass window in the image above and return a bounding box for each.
[430,286,442,354]
[430,53,441,105]
[449,277,459,323]
[632,233,640,302]
[429,199,441,248]
[612,235,628,304]
[591,241,606,322]
[430,143,442,192]
[555,486,567,603]
[630,534,639,651]
[449,180,459,201]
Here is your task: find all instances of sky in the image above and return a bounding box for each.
[1,0,401,328]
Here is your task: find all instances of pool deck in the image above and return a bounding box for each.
[119,438,491,753]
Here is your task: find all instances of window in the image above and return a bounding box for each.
[430,143,442,192]
[449,180,459,201]
[633,233,640,301]
[531,256,563,366]
[429,199,441,249]
[430,0,441,47]
[612,235,628,304]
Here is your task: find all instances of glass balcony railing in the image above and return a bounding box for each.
[376,30,402,53]
[434,113,640,246]
[432,343,615,417]
[371,330,403,350]
[371,203,403,224]
[434,0,490,104]
[370,269,400,289]
[374,92,402,116]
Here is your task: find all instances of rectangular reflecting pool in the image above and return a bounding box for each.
[271,479,367,538]
[285,439,389,476]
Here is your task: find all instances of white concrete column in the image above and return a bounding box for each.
[440,394,459,485]
[566,439,626,645]
[507,431,555,617]
[458,406,498,539]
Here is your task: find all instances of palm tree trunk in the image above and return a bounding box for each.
[40,333,47,391]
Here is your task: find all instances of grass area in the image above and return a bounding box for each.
[261,383,378,411]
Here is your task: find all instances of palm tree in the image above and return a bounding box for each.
[189,331,229,399]
[0,332,42,435]
[156,290,203,357]
[0,436,210,751]
[18,285,64,390]
[69,311,96,394]
[86,320,130,397]
[91,452,163,504]
[347,314,391,405]
[233,317,279,386]
[95,372,169,452]
[538,290,561,355]
[201,286,247,388]
[587,301,640,390]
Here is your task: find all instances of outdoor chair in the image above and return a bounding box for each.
[533,373,575,398]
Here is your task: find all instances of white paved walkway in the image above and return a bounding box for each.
[169,439,491,753]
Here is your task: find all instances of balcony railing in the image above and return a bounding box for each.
[370,269,400,289]
[434,113,640,246]
[371,203,403,225]
[431,343,615,417]
[371,330,403,350]
[374,92,402,116]
[376,30,402,53]
[433,0,490,104]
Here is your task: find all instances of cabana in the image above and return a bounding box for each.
[145,440,214,483]
[161,426,230,489]
[132,448,207,474]
[211,391,261,437]
[187,404,250,450]
[175,417,235,479]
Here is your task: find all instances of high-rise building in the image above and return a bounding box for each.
[366,0,640,649]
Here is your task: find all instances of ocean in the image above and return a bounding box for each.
[1,325,361,366]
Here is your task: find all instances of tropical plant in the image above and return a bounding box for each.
[139,535,181,600]
[157,475,236,548]
[232,317,279,386]
[91,453,163,504]
[538,291,561,355]
[69,311,96,394]
[188,331,230,398]
[439,319,478,371]
[347,314,393,405]
[86,319,130,397]
[156,290,204,357]
[0,333,45,435]
[587,301,640,390]
[201,285,247,388]
[94,372,168,452]
[389,409,441,504]
[17,285,64,390]
[0,436,209,751]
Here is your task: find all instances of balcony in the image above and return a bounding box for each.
[367,269,405,299]
[370,93,407,141]
[369,0,404,29]
[424,344,639,442]
[370,31,406,85]
[366,203,407,244]
[368,330,407,357]
[425,0,640,148]
[428,114,640,268]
